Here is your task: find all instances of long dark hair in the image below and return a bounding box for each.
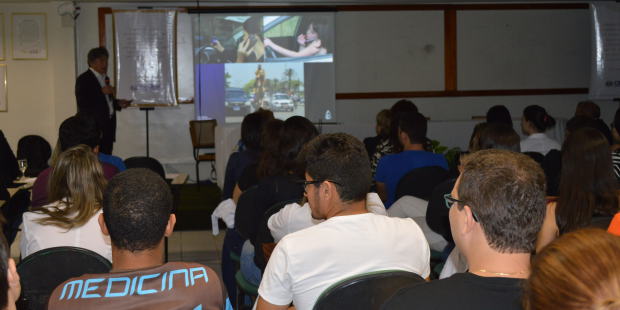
[523,105,556,132]
[556,127,618,234]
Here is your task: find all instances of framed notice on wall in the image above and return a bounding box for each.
[0,64,6,112]
[11,13,47,60]
[0,14,5,60]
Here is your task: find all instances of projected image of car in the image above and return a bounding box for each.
[262,15,334,63]
[270,93,294,112]
[225,88,252,115]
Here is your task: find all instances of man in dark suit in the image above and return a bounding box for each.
[75,47,131,155]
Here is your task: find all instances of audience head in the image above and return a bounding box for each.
[398,111,427,146]
[87,47,109,75]
[241,109,274,151]
[16,135,51,177]
[256,119,285,179]
[486,105,513,128]
[468,122,490,153]
[0,233,18,310]
[524,228,620,310]
[102,168,174,252]
[41,144,107,230]
[389,100,419,151]
[575,100,601,119]
[557,127,618,234]
[58,114,101,154]
[477,123,521,152]
[277,116,318,177]
[375,109,391,139]
[522,105,556,135]
[566,115,612,144]
[453,149,546,254]
[299,133,371,219]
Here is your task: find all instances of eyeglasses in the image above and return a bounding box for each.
[299,179,342,192]
[444,193,479,222]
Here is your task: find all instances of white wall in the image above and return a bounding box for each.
[3,2,617,184]
[0,1,76,153]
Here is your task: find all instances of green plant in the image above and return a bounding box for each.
[430,140,461,171]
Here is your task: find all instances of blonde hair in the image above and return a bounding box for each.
[524,228,620,310]
[37,144,107,229]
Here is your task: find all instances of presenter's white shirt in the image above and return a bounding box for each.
[89,67,113,118]
[258,213,430,310]
[268,193,387,242]
[20,201,112,261]
[520,133,560,155]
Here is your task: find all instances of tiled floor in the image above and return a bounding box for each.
[168,230,225,278]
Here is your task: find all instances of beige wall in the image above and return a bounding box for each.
[0,1,76,152]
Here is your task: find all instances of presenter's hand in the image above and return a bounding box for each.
[102,85,115,95]
[118,99,132,109]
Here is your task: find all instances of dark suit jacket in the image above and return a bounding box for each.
[75,69,120,143]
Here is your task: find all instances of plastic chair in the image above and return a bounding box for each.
[313,270,425,310]
[235,270,258,310]
[17,246,111,310]
[189,120,217,183]
[123,156,166,180]
[2,189,30,245]
[16,135,51,178]
[395,166,449,202]
[255,199,300,271]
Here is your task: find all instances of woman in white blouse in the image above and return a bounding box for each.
[520,105,561,155]
[20,144,111,261]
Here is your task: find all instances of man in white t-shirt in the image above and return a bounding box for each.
[256,133,430,310]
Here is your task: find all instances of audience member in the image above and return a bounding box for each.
[0,234,19,310]
[524,228,620,310]
[375,111,447,207]
[31,115,119,208]
[566,115,612,145]
[48,168,228,309]
[486,105,513,128]
[16,135,51,177]
[520,105,560,155]
[574,100,612,143]
[467,122,489,153]
[383,149,546,310]
[222,109,273,200]
[370,99,418,177]
[363,109,391,158]
[477,123,520,152]
[0,130,18,188]
[257,133,430,310]
[21,144,111,260]
[536,127,619,251]
[611,108,620,182]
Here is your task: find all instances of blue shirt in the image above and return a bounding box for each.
[375,150,448,207]
[98,153,126,172]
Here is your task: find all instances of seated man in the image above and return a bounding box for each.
[31,114,119,208]
[382,149,546,310]
[48,169,228,310]
[375,111,447,207]
[257,133,430,310]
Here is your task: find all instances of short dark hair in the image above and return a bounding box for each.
[486,105,513,128]
[458,149,546,253]
[300,133,371,202]
[575,101,601,119]
[59,114,101,151]
[389,100,418,151]
[478,123,521,152]
[87,47,109,66]
[241,109,273,151]
[0,233,8,309]
[398,111,427,144]
[103,168,173,252]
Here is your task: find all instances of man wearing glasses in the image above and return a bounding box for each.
[382,149,546,310]
[256,133,430,310]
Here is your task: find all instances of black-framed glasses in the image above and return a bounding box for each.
[444,193,479,222]
[299,179,342,192]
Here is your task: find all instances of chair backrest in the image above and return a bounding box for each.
[313,270,425,310]
[255,199,300,270]
[16,135,51,178]
[395,166,449,202]
[190,120,217,149]
[124,156,166,180]
[523,151,545,165]
[2,189,30,245]
[17,246,111,310]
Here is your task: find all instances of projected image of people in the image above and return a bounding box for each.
[263,16,334,62]
[196,15,264,64]
[225,63,304,123]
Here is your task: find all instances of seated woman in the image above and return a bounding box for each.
[20,144,111,261]
[264,20,330,58]
[536,127,619,252]
[520,105,560,155]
